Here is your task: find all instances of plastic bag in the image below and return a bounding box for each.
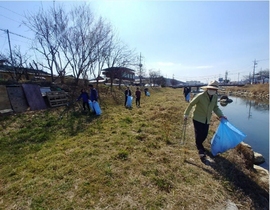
[126,96,133,107]
[92,101,101,115]
[211,118,247,156]
[88,101,94,112]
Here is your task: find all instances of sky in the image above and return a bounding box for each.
[0,0,269,83]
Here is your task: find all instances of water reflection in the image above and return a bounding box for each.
[219,95,269,170]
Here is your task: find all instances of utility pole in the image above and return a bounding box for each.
[139,53,143,86]
[252,59,257,84]
[225,71,228,83]
[6,29,16,80]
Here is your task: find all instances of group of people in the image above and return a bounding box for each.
[77,84,98,113]
[78,81,227,163]
[125,86,143,108]
[77,85,146,112]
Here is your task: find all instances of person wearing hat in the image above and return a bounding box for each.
[183,80,227,162]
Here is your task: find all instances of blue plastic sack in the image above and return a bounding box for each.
[211,119,247,156]
[185,93,190,101]
[92,101,101,115]
[126,96,133,107]
[88,101,94,112]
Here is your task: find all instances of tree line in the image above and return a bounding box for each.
[0,3,167,86]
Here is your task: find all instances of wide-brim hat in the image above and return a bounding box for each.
[201,80,219,90]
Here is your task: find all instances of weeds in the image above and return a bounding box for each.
[0,86,268,209]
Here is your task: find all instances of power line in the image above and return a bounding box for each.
[0,28,32,40]
[0,14,22,24]
[0,5,25,18]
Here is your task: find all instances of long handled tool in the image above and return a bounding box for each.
[180,120,187,145]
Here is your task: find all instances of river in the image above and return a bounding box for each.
[219,95,269,170]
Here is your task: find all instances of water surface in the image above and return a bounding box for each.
[219,96,269,170]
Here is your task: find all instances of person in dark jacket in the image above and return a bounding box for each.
[183,86,191,102]
[89,84,98,102]
[135,87,141,107]
[77,89,90,111]
[124,86,132,107]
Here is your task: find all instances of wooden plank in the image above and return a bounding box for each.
[46,91,68,107]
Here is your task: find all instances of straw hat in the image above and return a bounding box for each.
[201,80,219,90]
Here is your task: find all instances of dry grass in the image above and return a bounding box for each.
[0,86,268,210]
[225,83,269,94]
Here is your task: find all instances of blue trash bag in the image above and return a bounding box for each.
[126,96,133,107]
[185,93,190,101]
[92,101,101,115]
[88,100,94,112]
[211,118,247,156]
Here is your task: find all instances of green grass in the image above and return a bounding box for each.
[0,86,268,209]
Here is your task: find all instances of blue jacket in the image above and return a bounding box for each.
[77,92,89,103]
[90,88,98,102]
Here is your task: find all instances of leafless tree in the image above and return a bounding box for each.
[87,17,113,86]
[104,37,137,89]
[0,46,32,81]
[149,69,159,85]
[24,5,70,83]
[24,3,136,87]
[59,4,115,85]
[149,69,165,86]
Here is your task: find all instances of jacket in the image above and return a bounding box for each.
[90,88,98,102]
[184,91,223,124]
[125,89,132,96]
[77,92,89,103]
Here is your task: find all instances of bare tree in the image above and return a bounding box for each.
[0,46,32,81]
[258,69,269,83]
[104,37,137,89]
[24,5,70,83]
[87,19,114,86]
[148,69,165,86]
[60,4,114,85]
[24,3,136,87]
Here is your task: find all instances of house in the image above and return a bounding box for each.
[0,62,51,81]
[102,67,135,85]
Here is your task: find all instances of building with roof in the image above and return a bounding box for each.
[102,67,135,85]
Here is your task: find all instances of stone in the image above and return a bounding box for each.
[253,165,269,186]
[254,152,265,164]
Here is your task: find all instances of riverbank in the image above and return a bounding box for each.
[220,83,269,100]
[0,86,268,209]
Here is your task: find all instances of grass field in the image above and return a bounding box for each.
[0,85,268,209]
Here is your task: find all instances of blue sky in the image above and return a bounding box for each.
[0,1,269,83]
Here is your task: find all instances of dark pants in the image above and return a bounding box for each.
[193,119,209,154]
[136,97,140,106]
[125,96,128,106]
[83,102,90,111]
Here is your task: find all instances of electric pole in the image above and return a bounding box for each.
[3,29,16,80]
[252,59,257,84]
[225,71,228,83]
[139,53,143,86]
